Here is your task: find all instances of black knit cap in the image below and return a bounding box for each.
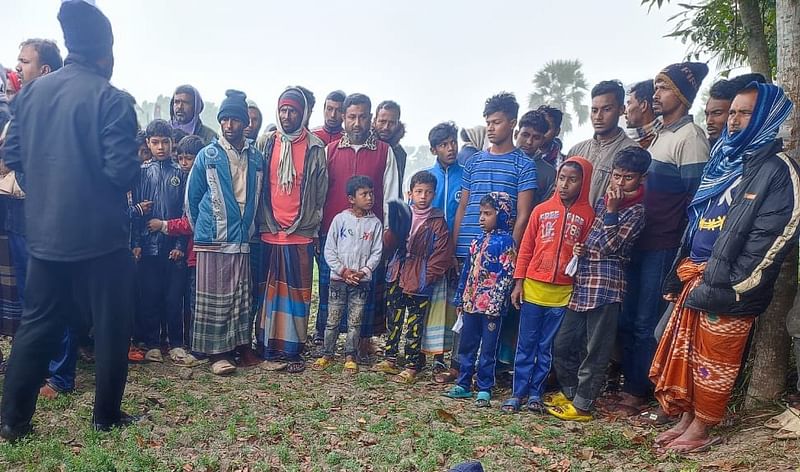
[217,89,249,124]
[655,62,709,108]
[57,0,113,60]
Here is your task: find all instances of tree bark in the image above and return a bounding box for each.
[744,0,800,407]
[738,0,773,79]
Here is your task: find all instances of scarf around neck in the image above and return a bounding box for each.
[687,82,794,240]
[275,88,309,194]
[625,117,663,144]
[410,204,434,238]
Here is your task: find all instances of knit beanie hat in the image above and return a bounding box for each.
[655,62,709,108]
[58,0,113,61]
[217,89,249,124]
[278,88,306,114]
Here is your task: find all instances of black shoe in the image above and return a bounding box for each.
[92,412,143,432]
[0,423,33,443]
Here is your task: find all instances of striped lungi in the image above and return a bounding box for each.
[649,258,755,425]
[191,252,252,355]
[0,232,21,336]
[257,243,313,360]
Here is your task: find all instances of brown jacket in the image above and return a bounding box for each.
[389,208,454,296]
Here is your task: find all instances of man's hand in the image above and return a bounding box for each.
[147,218,164,233]
[606,186,623,214]
[313,237,320,256]
[573,242,586,257]
[132,247,142,261]
[663,293,678,302]
[169,249,184,261]
[138,200,154,215]
[511,280,523,309]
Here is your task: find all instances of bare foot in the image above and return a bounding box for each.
[654,412,694,447]
[661,418,717,453]
[39,383,59,400]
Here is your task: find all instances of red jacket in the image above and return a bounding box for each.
[321,133,392,234]
[167,215,196,267]
[312,127,343,146]
[514,156,595,286]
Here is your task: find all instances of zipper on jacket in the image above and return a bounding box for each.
[551,206,571,283]
[443,166,449,219]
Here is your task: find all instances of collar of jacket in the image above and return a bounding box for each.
[663,114,694,132]
[338,130,378,150]
[592,127,627,146]
[744,139,784,169]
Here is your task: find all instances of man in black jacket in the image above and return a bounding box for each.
[0,0,141,441]
[650,82,798,453]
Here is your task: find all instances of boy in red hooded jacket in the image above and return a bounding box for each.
[502,156,595,413]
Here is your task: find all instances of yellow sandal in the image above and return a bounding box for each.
[312,357,332,371]
[392,368,417,384]
[546,402,592,422]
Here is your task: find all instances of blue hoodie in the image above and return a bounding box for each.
[428,160,463,232]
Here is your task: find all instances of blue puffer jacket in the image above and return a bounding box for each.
[131,159,187,256]
[186,139,264,254]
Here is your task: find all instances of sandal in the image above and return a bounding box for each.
[765,407,800,430]
[434,368,458,384]
[373,360,400,375]
[526,399,547,414]
[211,359,237,376]
[443,385,473,399]
[501,397,522,413]
[128,346,145,363]
[262,360,289,371]
[285,361,305,374]
[543,391,570,408]
[547,402,592,422]
[312,357,332,371]
[659,436,722,454]
[343,359,359,374]
[475,391,491,408]
[431,361,447,376]
[144,348,163,363]
[392,369,417,384]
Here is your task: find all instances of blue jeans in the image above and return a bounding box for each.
[511,302,565,400]
[47,327,78,392]
[456,313,503,393]
[619,247,677,397]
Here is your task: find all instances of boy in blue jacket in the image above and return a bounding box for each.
[131,119,188,363]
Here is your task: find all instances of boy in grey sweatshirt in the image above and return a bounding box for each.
[315,176,384,373]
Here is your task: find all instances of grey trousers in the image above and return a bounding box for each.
[553,303,620,411]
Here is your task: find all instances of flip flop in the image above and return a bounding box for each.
[285,361,306,374]
[630,409,674,427]
[660,436,722,454]
[654,428,685,447]
[765,407,800,430]
[443,385,473,399]
[392,369,417,384]
[211,359,236,376]
[475,391,491,408]
[774,415,800,439]
[526,399,547,414]
[434,368,458,384]
[144,348,164,363]
[501,397,522,413]
[261,360,289,371]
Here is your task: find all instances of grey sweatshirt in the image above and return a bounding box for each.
[324,209,384,282]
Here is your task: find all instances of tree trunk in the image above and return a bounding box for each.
[739,0,773,80]
[744,0,800,407]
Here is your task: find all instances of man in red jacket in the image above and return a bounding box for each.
[316,93,400,360]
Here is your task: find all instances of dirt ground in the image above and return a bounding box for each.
[1,335,800,472]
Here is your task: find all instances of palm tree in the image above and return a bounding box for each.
[528,59,590,136]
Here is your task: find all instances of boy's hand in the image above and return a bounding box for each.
[132,247,141,261]
[169,249,184,261]
[511,281,522,309]
[146,219,164,233]
[573,243,586,257]
[313,237,320,255]
[606,187,623,213]
[138,200,153,215]
[664,293,678,302]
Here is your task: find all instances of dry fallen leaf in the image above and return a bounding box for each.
[530,445,551,455]
[435,408,459,425]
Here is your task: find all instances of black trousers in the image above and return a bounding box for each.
[135,254,186,348]
[1,249,134,428]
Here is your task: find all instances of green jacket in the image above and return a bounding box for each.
[256,130,328,239]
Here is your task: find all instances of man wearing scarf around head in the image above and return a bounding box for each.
[650,82,798,453]
[255,87,328,372]
[1,0,141,440]
[170,84,219,145]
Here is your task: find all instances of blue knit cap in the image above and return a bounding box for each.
[217,89,249,124]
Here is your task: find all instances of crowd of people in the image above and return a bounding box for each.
[1,0,800,457]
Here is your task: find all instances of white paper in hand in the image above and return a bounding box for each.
[452,314,464,334]
[565,255,579,277]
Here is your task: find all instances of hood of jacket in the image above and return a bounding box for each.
[487,191,513,233]
[547,155,594,213]
[170,84,205,134]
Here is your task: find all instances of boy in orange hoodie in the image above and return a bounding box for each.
[502,156,595,413]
